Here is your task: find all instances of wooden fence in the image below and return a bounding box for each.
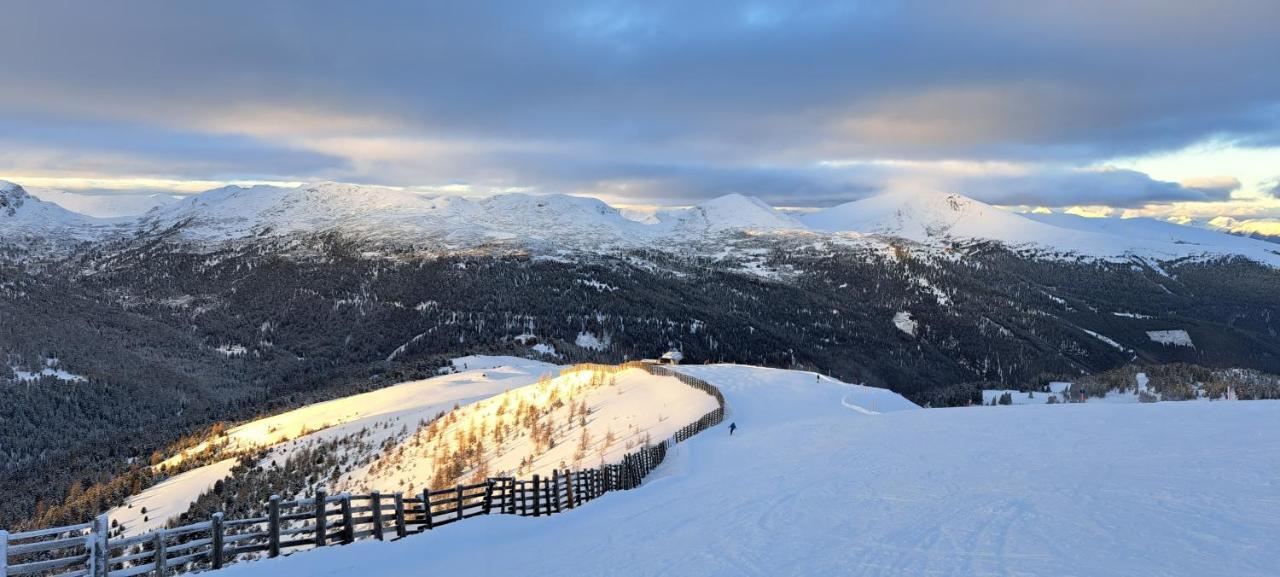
[1,362,725,577]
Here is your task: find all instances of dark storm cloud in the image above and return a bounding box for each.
[0,114,343,179]
[961,169,1240,208]
[1,0,1278,203]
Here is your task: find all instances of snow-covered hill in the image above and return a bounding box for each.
[338,365,720,494]
[658,193,805,235]
[1025,211,1280,260]
[216,365,1280,577]
[106,357,736,537]
[110,356,559,536]
[804,189,1280,265]
[135,182,801,250]
[0,180,122,242]
[1205,216,1280,242]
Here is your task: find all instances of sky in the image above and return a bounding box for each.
[1,0,1279,223]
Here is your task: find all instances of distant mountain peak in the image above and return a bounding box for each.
[675,193,804,232]
[0,180,30,217]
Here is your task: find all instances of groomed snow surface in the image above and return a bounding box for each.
[219,365,1280,576]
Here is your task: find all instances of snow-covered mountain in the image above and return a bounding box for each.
[135,182,801,250]
[1023,212,1280,258]
[22,187,179,218]
[5,179,1279,266]
[803,189,1280,265]
[802,189,1038,241]
[1204,216,1280,242]
[657,192,804,235]
[0,180,121,242]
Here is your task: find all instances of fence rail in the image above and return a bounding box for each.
[1,362,725,577]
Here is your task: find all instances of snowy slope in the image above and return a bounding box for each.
[24,186,179,218]
[0,180,121,241]
[1026,212,1280,260]
[111,357,558,536]
[657,193,805,236]
[108,458,240,537]
[1206,216,1280,240]
[802,189,1063,244]
[218,367,1280,577]
[336,366,720,494]
[804,189,1280,264]
[136,184,803,250]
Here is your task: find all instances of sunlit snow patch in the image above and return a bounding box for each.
[893,311,918,337]
[575,331,609,351]
[1147,330,1194,347]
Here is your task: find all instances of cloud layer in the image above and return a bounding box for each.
[1,1,1279,207]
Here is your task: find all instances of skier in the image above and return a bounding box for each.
[729,422,737,436]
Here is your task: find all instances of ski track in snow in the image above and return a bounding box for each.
[216,365,1280,577]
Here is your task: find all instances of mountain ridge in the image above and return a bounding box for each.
[5,180,1279,266]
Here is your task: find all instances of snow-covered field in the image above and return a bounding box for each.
[218,365,1280,577]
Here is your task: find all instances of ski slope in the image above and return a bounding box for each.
[219,364,1280,577]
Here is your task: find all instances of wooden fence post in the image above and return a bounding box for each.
[370,492,384,541]
[92,513,108,577]
[482,481,494,515]
[546,477,555,516]
[393,493,407,539]
[421,489,434,530]
[267,495,281,558]
[564,471,575,509]
[315,488,328,547]
[623,455,633,489]
[340,495,354,544]
[1,529,9,577]
[551,470,563,513]
[531,475,541,517]
[211,512,225,570]
[505,479,517,515]
[153,530,167,576]
[454,485,464,522]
